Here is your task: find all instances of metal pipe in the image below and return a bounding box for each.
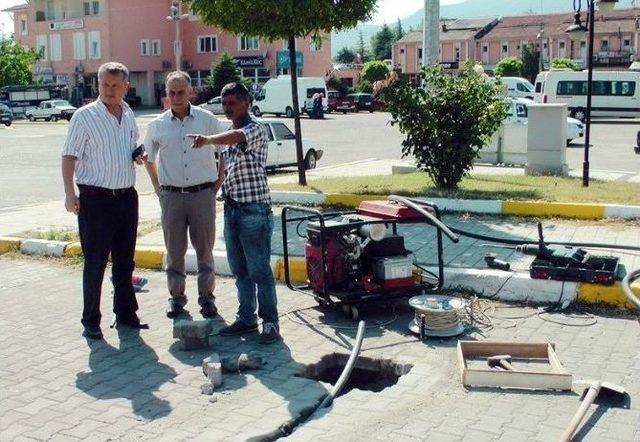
[583,0,595,187]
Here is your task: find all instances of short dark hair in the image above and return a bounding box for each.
[221,82,250,101]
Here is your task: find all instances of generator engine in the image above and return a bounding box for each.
[305,203,423,293]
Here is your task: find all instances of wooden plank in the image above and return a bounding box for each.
[547,343,566,374]
[463,369,573,390]
[457,341,467,384]
[459,341,553,359]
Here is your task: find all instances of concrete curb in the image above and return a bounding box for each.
[271,191,640,220]
[2,236,637,310]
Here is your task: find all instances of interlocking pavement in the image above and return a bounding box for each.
[0,256,638,441]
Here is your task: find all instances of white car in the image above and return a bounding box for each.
[218,118,323,170]
[25,99,76,122]
[506,98,584,145]
[200,96,223,114]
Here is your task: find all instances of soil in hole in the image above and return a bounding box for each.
[314,366,400,397]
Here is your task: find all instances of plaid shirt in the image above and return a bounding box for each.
[221,116,271,204]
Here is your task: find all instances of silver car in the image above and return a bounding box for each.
[200,96,223,114]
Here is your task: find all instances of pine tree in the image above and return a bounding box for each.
[209,53,241,96]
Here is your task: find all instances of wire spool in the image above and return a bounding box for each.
[408,294,466,338]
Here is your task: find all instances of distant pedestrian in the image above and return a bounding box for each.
[188,82,281,344]
[62,62,148,340]
[143,71,223,319]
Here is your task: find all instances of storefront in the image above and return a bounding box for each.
[234,55,270,85]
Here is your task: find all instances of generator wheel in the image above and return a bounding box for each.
[350,306,359,321]
[316,297,331,309]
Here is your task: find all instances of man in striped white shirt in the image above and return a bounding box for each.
[62,62,148,340]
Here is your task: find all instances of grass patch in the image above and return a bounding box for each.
[15,220,162,243]
[271,172,640,205]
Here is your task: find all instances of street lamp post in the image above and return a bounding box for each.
[537,28,545,72]
[167,1,190,71]
[566,0,618,187]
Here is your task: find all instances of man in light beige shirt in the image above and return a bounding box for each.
[144,71,222,318]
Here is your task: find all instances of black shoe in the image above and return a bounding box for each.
[218,320,258,336]
[260,322,281,344]
[166,299,185,318]
[116,313,149,329]
[82,324,104,340]
[200,301,218,318]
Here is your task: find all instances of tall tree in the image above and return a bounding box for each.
[335,47,355,64]
[370,23,395,60]
[0,38,39,87]
[210,52,241,96]
[394,17,405,41]
[521,44,540,83]
[188,0,377,185]
[494,56,523,77]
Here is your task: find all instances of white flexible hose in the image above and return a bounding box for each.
[621,268,640,310]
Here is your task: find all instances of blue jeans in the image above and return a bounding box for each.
[224,202,278,325]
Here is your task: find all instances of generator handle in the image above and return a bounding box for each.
[388,195,459,243]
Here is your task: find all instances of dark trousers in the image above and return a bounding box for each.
[78,188,139,327]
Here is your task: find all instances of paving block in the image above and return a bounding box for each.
[173,319,213,339]
[220,352,264,372]
[180,337,210,350]
[202,353,222,387]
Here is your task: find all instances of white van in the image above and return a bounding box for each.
[534,70,640,121]
[499,77,536,100]
[252,76,327,118]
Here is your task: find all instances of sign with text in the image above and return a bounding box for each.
[234,55,264,68]
[49,19,84,30]
[276,50,303,68]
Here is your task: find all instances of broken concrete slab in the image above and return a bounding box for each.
[221,352,265,373]
[202,353,222,388]
[173,319,213,339]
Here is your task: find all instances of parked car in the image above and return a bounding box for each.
[218,118,323,170]
[0,103,13,126]
[326,90,356,113]
[124,88,142,108]
[506,98,583,145]
[24,99,76,122]
[201,96,223,114]
[347,93,374,112]
[499,77,536,100]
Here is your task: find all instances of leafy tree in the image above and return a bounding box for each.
[494,56,523,77]
[357,30,371,63]
[189,0,377,186]
[354,80,373,93]
[0,38,39,87]
[394,18,405,41]
[360,60,389,83]
[550,57,579,70]
[335,47,355,64]
[521,44,540,83]
[209,52,241,96]
[383,63,508,189]
[370,23,395,60]
[327,75,349,96]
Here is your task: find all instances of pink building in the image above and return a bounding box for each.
[4,0,331,107]
[392,8,640,77]
[392,18,499,80]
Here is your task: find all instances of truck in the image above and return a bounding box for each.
[251,76,327,118]
[24,99,77,122]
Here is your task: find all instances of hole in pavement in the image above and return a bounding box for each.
[297,353,412,397]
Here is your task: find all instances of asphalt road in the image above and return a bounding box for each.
[0,111,638,210]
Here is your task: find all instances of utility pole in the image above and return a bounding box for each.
[167,1,189,71]
[422,0,440,67]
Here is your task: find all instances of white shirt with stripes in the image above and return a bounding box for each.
[62,99,139,189]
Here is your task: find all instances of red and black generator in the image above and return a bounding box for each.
[281,196,459,319]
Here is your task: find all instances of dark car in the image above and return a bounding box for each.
[347,93,374,112]
[326,90,356,114]
[0,103,13,126]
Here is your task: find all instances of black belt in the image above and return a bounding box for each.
[160,182,215,193]
[78,185,133,196]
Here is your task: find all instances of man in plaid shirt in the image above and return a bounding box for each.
[189,83,280,344]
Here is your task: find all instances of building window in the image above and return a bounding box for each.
[310,39,320,52]
[559,41,565,49]
[36,34,48,60]
[282,39,288,50]
[482,45,488,53]
[88,31,100,59]
[19,17,27,35]
[239,35,259,51]
[197,35,217,53]
[501,43,508,55]
[140,39,150,56]
[455,46,460,61]
[624,38,631,48]
[46,0,54,20]
[83,2,91,16]
[92,1,100,15]
[601,38,609,50]
[73,32,86,60]
[151,39,161,56]
[49,34,61,61]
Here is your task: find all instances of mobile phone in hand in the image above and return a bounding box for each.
[132,145,145,161]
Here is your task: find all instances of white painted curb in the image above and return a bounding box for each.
[271,191,326,205]
[604,204,640,219]
[20,239,70,257]
[414,197,502,215]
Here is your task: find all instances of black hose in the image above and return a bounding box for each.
[388,195,459,243]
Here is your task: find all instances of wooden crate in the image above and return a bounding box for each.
[457,341,573,391]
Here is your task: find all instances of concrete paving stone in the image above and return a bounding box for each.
[13,398,59,415]
[58,419,108,439]
[499,427,537,441]
[0,422,38,441]
[48,434,82,442]
[23,420,77,441]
